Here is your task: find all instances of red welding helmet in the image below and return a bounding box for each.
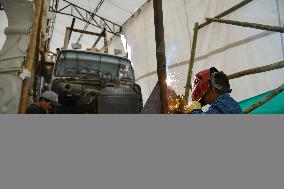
[192,67,219,101]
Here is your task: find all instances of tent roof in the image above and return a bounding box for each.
[49,0,148,52]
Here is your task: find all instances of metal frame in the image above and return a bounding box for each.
[184,0,284,113]
[45,0,59,49]
[49,0,122,36]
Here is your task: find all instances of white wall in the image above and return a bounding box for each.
[108,0,284,103]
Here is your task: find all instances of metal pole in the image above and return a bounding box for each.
[185,22,199,103]
[153,0,168,114]
[18,0,44,114]
[198,0,254,29]
[206,17,284,33]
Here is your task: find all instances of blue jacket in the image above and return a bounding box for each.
[191,94,243,114]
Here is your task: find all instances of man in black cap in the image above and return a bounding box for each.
[25,91,60,114]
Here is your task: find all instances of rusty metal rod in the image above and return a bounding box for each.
[185,22,199,103]
[153,0,168,113]
[206,18,284,33]
[228,60,284,80]
[198,0,254,29]
[18,0,44,114]
[244,84,284,113]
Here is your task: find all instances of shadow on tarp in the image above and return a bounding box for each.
[239,90,284,114]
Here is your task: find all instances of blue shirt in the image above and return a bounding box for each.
[191,94,243,114]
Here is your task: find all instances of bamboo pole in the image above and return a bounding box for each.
[244,84,284,113]
[18,0,44,114]
[206,18,284,33]
[198,0,253,29]
[185,22,199,103]
[153,0,168,113]
[228,60,284,80]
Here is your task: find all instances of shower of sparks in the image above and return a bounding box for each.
[166,72,184,96]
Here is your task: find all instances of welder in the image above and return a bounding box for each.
[184,67,243,114]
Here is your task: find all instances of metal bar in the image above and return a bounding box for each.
[57,3,71,13]
[18,0,44,114]
[244,84,284,113]
[228,60,284,80]
[206,17,284,33]
[91,16,101,28]
[92,28,106,48]
[49,0,122,36]
[198,0,254,29]
[73,5,86,22]
[153,0,168,114]
[185,22,199,103]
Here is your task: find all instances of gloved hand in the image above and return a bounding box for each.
[184,101,202,113]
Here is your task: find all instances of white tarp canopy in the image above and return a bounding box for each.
[1,0,283,105]
[108,0,284,103]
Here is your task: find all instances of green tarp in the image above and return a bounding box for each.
[239,90,284,114]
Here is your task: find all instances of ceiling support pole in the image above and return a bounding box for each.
[153,0,168,114]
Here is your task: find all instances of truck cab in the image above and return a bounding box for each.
[50,50,143,114]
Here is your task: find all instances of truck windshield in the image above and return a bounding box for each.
[55,51,134,81]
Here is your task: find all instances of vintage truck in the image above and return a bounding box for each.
[50,50,143,114]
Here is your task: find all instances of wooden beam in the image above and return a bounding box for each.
[18,0,44,113]
[153,0,168,114]
[68,27,103,37]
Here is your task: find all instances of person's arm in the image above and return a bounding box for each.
[203,106,222,114]
[185,101,222,114]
